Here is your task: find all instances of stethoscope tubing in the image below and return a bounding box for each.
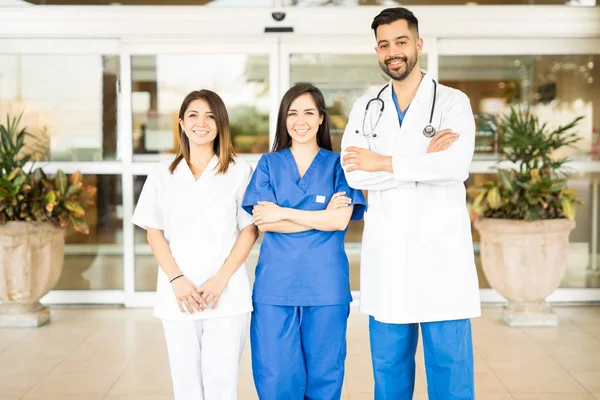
[361,79,438,138]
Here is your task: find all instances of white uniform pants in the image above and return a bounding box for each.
[162,313,249,400]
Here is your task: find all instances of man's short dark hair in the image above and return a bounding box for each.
[371,7,419,37]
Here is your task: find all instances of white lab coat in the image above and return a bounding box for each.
[341,73,481,324]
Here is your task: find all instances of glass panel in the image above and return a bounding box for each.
[467,172,600,289]
[439,55,599,160]
[16,0,592,4]
[131,54,270,159]
[133,173,152,291]
[283,0,590,5]
[13,0,594,4]
[0,55,119,161]
[20,0,275,5]
[55,174,124,290]
[348,245,360,291]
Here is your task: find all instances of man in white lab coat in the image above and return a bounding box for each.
[341,7,481,400]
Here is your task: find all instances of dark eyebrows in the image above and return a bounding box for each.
[186,109,213,115]
[377,35,410,46]
[288,108,317,113]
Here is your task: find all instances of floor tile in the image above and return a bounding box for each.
[0,306,599,400]
[0,355,64,375]
[511,394,596,400]
[22,374,120,399]
[494,372,587,393]
[572,372,600,393]
[102,396,176,400]
[0,374,44,396]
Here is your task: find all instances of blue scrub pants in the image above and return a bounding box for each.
[251,303,350,400]
[369,317,474,400]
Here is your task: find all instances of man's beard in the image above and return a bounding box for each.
[379,54,417,81]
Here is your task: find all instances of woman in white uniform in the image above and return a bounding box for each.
[132,89,258,400]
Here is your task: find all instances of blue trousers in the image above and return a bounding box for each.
[369,317,474,400]
[251,303,350,400]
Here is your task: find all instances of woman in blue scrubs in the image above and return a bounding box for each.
[242,83,366,400]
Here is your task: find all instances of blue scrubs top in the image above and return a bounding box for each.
[392,89,410,127]
[242,148,366,306]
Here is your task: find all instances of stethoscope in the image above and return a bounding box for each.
[360,79,437,139]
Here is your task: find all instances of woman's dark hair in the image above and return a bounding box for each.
[371,7,419,37]
[169,89,235,175]
[272,83,332,152]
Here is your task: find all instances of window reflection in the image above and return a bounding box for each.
[440,55,598,160]
[0,55,119,161]
[19,0,587,4]
[283,0,585,5]
[56,174,123,290]
[131,54,270,159]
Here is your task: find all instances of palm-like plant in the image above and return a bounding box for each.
[0,113,95,234]
[467,107,583,221]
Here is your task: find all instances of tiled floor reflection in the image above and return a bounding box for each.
[1,306,600,399]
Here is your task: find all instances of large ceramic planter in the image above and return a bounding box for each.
[474,218,575,327]
[0,222,65,327]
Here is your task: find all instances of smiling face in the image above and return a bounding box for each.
[285,93,324,147]
[375,19,422,82]
[179,98,218,148]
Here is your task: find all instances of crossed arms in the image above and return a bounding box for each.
[341,91,475,190]
[252,193,354,233]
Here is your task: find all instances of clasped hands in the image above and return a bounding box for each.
[171,273,228,314]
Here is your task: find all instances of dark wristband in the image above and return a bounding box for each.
[169,274,184,283]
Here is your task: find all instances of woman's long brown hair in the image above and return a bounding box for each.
[169,90,235,175]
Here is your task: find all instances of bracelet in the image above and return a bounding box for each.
[169,274,184,283]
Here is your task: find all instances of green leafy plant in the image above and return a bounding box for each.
[0,113,96,234]
[467,106,583,221]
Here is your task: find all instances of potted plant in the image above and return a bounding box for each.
[468,106,583,327]
[0,113,96,328]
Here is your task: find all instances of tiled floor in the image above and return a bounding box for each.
[1,306,600,399]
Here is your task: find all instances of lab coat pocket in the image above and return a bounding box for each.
[417,187,461,250]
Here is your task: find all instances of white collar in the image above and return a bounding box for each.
[172,155,218,183]
[383,70,435,105]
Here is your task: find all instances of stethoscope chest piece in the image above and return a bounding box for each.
[423,124,436,138]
